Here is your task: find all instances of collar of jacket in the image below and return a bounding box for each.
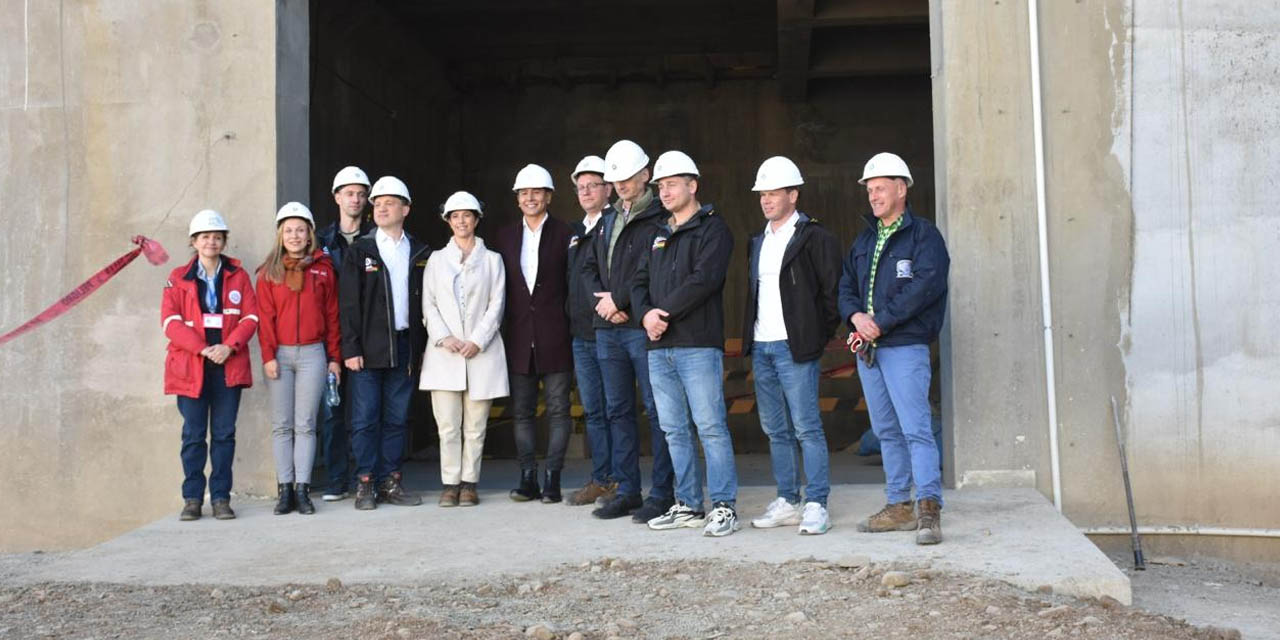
[862,206,917,232]
[666,203,716,234]
[618,188,662,223]
[182,256,241,281]
[357,228,428,257]
[323,216,374,238]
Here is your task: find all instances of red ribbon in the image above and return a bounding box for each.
[0,236,169,347]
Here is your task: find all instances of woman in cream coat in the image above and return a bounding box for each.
[419,191,509,507]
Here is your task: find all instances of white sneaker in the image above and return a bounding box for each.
[751,497,802,528]
[321,490,348,502]
[647,502,706,530]
[703,502,741,537]
[797,502,831,535]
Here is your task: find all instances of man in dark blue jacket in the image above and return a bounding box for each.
[838,152,950,545]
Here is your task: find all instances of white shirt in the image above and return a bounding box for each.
[520,213,547,295]
[582,210,603,235]
[376,227,411,330]
[753,212,801,342]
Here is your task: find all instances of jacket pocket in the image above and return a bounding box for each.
[166,347,192,382]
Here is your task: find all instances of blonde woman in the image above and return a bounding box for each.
[419,191,508,507]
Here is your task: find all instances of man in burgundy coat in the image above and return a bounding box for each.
[492,163,576,503]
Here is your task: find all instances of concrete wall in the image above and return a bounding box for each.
[0,1,279,551]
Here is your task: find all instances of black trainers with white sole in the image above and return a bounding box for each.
[646,502,707,530]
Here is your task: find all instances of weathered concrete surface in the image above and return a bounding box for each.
[1,483,1132,605]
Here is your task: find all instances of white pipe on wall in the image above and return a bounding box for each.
[1085,526,1280,539]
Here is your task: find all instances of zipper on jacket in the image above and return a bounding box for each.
[381,258,396,369]
[790,266,797,286]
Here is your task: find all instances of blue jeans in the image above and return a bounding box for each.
[751,340,830,507]
[573,337,612,484]
[349,333,414,482]
[596,327,674,500]
[319,385,351,491]
[177,363,242,502]
[856,343,942,505]
[648,347,737,508]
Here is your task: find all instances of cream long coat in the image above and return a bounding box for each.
[417,237,510,400]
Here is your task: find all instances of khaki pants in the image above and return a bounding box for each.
[431,390,491,485]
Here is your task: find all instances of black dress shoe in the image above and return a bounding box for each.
[592,493,643,520]
[631,496,675,524]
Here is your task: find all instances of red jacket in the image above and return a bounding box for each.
[254,250,341,363]
[161,256,259,398]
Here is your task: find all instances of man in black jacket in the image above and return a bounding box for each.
[339,175,429,511]
[741,156,842,536]
[633,150,740,537]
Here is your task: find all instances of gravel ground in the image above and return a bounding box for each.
[0,557,1245,640]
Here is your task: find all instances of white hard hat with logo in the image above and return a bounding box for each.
[571,155,606,182]
[275,201,315,227]
[650,150,700,183]
[441,191,484,220]
[603,140,650,182]
[189,209,229,236]
[752,156,804,191]
[512,164,555,191]
[331,166,371,193]
[859,152,913,188]
[369,176,412,204]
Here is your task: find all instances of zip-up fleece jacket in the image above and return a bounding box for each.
[255,249,341,364]
[318,217,374,273]
[580,190,666,330]
[161,256,259,398]
[338,230,430,373]
[837,208,949,347]
[742,213,843,362]
[566,208,615,342]
[632,204,734,351]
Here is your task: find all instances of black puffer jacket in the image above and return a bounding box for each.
[631,204,733,351]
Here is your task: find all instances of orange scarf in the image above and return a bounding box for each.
[282,255,312,292]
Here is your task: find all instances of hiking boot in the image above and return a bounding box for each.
[295,483,315,515]
[379,471,423,506]
[798,502,831,535]
[509,467,541,502]
[540,469,562,504]
[567,479,615,506]
[354,475,377,510]
[439,484,461,508]
[631,496,674,524]
[703,502,741,537]
[592,493,643,520]
[916,498,943,545]
[856,501,917,532]
[273,483,296,515]
[751,497,802,528]
[647,501,707,530]
[458,482,479,507]
[211,499,236,520]
[179,499,202,521]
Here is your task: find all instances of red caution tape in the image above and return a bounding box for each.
[0,236,169,348]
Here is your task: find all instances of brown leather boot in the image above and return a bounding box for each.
[856,501,916,532]
[179,499,202,521]
[211,499,236,520]
[438,484,460,508]
[566,479,615,506]
[458,482,479,507]
[916,498,943,545]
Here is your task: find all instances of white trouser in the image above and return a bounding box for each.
[431,389,491,485]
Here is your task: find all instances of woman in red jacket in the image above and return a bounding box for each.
[162,209,259,522]
[256,202,342,516]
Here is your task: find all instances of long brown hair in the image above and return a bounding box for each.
[257,223,318,283]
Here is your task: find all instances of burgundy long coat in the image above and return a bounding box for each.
[491,215,574,375]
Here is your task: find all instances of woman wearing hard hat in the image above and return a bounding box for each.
[419,191,509,507]
[162,209,259,521]
[255,202,342,516]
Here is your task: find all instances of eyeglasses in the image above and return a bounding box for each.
[575,183,606,194]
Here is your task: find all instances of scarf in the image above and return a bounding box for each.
[282,255,312,292]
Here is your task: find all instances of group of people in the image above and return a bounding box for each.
[161,139,950,545]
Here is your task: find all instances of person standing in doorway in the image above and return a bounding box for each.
[838,152,950,545]
[741,157,842,535]
[492,164,575,504]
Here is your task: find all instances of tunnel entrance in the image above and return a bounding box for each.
[305,0,936,465]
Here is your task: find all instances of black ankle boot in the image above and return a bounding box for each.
[509,467,541,502]
[274,483,296,515]
[295,483,315,515]
[541,469,562,504]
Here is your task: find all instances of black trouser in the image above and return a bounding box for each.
[511,370,573,472]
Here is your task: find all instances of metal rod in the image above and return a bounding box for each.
[1111,396,1145,570]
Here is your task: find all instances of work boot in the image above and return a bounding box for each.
[509,467,541,502]
[439,484,461,508]
[354,475,377,510]
[592,493,643,520]
[916,498,943,545]
[856,501,917,532]
[631,496,675,524]
[211,499,236,520]
[273,483,296,515]
[567,479,615,507]
[379,471,423,506]
[458,482,479,507]
[295,483,315,515]
[179,499,202,521]
[541,469,562,504]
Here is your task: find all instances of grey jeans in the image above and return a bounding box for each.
[267,343,327,484]
[511,371,573,472]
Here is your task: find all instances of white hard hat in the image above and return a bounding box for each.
[275,201,315,227]
[189,209,229,236]
[650,150,700,183]
[369,176,412,204]
[440,191,484,220]
[331,166,371,193]
[571,155,607,182]
[859,152,913,188]
[603,140,650,182]
[752,156,804,191]
[512,164,555,191]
